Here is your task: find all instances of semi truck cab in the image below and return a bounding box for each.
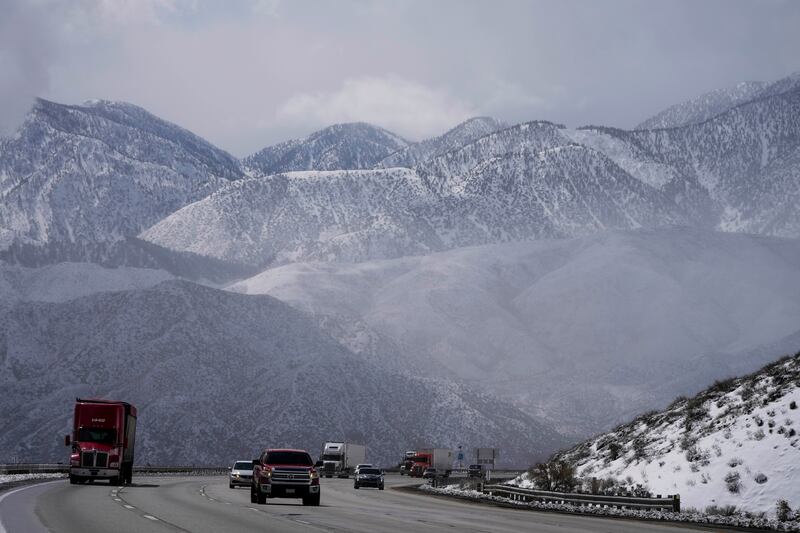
[65,398,136,485]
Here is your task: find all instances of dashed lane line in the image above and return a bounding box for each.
[111,485,193,532]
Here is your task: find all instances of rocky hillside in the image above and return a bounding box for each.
[534,353,800,515]
[0,279,564,466]
[243,122,408,176]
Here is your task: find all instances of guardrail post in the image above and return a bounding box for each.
[673,494,680,513]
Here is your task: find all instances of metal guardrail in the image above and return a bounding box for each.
[482,484,680,512]
[0,464,227,475]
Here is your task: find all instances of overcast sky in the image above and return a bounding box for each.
[2,0,799,156]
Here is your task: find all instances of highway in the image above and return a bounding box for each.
[1,474,736,533]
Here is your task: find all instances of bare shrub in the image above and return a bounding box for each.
[754,472,768,484]
[724,471,742,493]
[706,504,738,516]
[776,499,792,521]
[727,457,743,468]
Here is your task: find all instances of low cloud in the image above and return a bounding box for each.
[0,1,56,135]
[276,75,477,141]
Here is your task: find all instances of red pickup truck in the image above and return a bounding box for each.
[250,449,320,506]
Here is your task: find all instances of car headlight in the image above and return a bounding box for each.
[310,470,319,480]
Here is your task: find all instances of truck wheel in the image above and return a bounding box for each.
[69,474,78,485]
[250,485,258,503]
[110,476,120,486]
[303,493,321,506]
[255,486,267,505]
[379,485,384,490]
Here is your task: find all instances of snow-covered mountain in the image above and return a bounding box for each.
[0,279,564,466]
[636,81,768,130]
[376,116,506,168]
[243,122,408,176]
[0,98,242,262]
[536,352,800,515]
[576,81,800,238]
[142,120,694,268]
[228,229,800,437]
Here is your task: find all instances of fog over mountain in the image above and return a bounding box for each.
[0,279,563,466]
[229,228,800,437]
[1,67,799,470]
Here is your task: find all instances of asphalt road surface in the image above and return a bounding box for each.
[0,474,738,533]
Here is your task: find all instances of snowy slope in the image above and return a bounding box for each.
[534,353,800,516]
[243,122,408,176]
[636,81,768,130]
[580,83,800,238]
[377,116,506,168]
[142,125,691,268]
[140,168,443,267]
[0,279,565,467]
[228,228,800,437]
[0,99,242,261]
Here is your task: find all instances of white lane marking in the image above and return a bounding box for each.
[124,505,135,509]
[143,515,159,521]
[0,480,64,533]
[248,507,260,512]
[114,498,122,502]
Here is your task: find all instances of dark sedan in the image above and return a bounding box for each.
[354,468,384,490]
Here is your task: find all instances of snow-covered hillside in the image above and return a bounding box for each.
[0,279,565,467]
[377,116,505,168]
[142,129,692,268]
[534,353,800,515]
[604,76,800,238]
[228,228,800,437]
[0,98,242,261]
[243,122,408,176]
[636,81,768,130]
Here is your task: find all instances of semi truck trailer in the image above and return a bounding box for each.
[65,398,137,485]
[321,442,366,478]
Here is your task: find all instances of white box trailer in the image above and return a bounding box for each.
[321,442,366,478]
[423,448,453,474]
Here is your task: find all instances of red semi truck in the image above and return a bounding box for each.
[65,398,137,485]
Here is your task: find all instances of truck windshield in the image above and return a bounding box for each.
[77,427,116,444]
[322,454,342,461]
[265,451,313,465]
